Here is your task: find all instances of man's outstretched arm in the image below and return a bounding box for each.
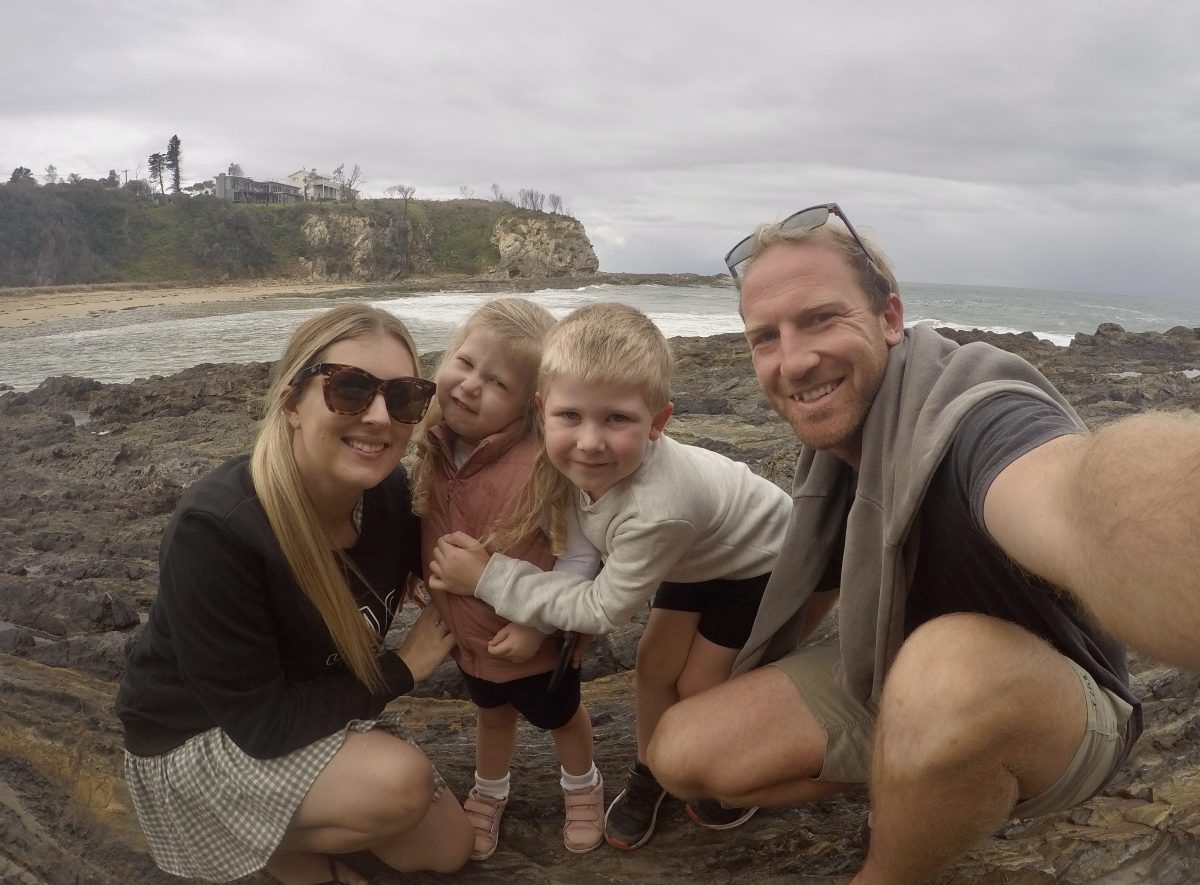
[983,411,1200,671]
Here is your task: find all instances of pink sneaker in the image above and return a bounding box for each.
[562,773,605,853]
[463,788,508,861]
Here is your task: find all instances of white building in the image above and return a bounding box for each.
[286,169,342,202]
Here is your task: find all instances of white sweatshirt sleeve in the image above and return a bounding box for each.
[552,503,603,579]
[476,516,698,634]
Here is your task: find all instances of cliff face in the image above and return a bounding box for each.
[0,187,600,287]
[489,214,599,279]
[298,209,599,282]
[298,212,409,281]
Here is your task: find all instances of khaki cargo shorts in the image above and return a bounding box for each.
[770,641,1133,819]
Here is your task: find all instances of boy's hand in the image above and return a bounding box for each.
[428,532,489,596]
[487,623,547,663]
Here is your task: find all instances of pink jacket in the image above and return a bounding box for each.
[420,419,560,682]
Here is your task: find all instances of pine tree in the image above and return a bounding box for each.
[147,153,166,194]
[165,135,182,194]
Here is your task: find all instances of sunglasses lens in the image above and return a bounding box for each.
[781,206,831,235]
[326,369,376,413]
[726,205,837,277]
[724,236,756,275]
[383,380,433,423]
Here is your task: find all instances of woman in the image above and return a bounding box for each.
[116,304,473,884]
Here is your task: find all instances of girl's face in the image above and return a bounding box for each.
[435,327,531,445]
[285,332,418,504]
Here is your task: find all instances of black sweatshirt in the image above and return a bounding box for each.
[117,455,420,759]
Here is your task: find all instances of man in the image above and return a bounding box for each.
[646,204,1200,884]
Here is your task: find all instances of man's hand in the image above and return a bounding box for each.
[393,606,455,682]
[427,531,490,597]
[487,622,547,663]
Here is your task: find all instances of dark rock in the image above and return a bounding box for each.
[1,326,1199,882]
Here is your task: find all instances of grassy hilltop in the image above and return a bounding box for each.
[0,180,567,288]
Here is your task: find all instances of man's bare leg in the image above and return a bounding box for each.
[649,663,852,808]
[855,613,1088,885]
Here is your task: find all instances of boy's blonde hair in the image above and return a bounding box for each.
[410,297,556,521]
[250,303,419,693]
[497,302,674,553]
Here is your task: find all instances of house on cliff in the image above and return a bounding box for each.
[213,168,342,204]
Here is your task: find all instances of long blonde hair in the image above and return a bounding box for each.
[250,303,420,692]
[409,297,555,530]
[497,302,673,553]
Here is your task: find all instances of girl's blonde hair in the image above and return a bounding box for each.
[497,302,673,553]
[250,303,420,693]
[409,297,556,527]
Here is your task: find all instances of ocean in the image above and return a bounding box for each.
[1,281,1196,392]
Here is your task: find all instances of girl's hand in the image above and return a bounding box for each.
[487,623,547,663]
[428,532,490,596]
[394,606,455,682]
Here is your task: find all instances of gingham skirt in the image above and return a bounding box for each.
[124,712,446,882]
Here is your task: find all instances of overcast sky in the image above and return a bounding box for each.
[4,1,1198,303]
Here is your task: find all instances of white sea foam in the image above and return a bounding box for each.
[0,281,1193,391]
[908,318,1073,347]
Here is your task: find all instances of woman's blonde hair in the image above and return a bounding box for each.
[250,303,420,692]
[409,297,555,525]
[497,302,673,553]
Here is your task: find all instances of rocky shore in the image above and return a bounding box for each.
[1,324,1198,883]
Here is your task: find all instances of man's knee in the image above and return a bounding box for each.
[878,614,1064,776]
[646,700,711,795]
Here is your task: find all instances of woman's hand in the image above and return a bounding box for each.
[427,532,490,596]
[393,606,455,682]
[487,622,548,663]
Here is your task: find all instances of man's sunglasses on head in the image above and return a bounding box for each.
[724,202,879,281]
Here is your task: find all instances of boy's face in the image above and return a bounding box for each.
[538,377,672,501]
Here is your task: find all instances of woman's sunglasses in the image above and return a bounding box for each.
[291,363,435,424]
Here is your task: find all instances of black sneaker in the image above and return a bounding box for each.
[685,798,759,830]
[604,763,667,850]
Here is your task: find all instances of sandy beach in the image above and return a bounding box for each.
[0,281,373,330]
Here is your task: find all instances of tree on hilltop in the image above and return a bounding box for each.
[9,167,35,185]
[548,193,563,214]
[518,188,545,212]
[333,163,364,203]
[104,170,121,188]
[165,135,182,194]
[43,165,59,185]
[147,153,166,194]
[384,184,415,219]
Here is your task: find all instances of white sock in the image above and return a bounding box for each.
[475,771,510,801]
[560,763,599,792]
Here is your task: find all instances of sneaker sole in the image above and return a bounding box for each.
[564,835,605,855]
[685,803,760,831]
[603,787,666,850]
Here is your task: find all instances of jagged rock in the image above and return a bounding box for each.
[1,324,1199,882]
[489,215,599,278]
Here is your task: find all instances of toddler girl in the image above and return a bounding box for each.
[411,297,603,861]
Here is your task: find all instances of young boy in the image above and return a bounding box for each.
[429,302,791,850]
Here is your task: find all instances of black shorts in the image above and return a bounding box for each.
[652,572,770,649]
[460,665,582,731]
